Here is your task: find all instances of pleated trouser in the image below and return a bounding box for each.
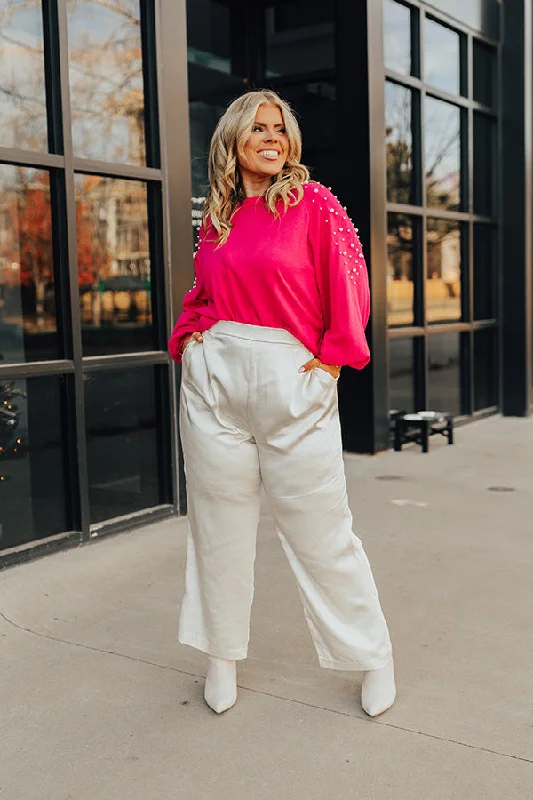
[178,321,392,670]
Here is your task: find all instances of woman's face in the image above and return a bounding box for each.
[238,103,289,180]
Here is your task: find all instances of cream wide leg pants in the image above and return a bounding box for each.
[178,321,392,670]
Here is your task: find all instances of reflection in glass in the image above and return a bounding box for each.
[387,214,415,327]
[0,166,59,364]
[385,82,413,204]
[0,1,48,151]
[426,219,462,323]
[473,224,496,320]
[424,18,460,96]
[74,175,153,356]
[187,0,247,235]
[383,0,411,76]
[428,333,462,416]
[265,1,335,77]
[389,339,415,412]
[473,113,495,217]
[474,328,497,410]
[85,367,164,524]
[67,0,146,165]
[0,376,70,550]
[473,41,496,108]
[425,97,461,210]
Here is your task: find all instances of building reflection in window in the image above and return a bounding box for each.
[0,165,59,364]
[425,97,461,211]
[426,218,462,323]
[428,332,462,416]
[0,1,48,152]
[386,81,413,205]
[84,366,164,523]
[424,18,460,96]
[74,174,154,356]
[383,0,412,77]
[0,376,70,551]
[67,0,146,166]
[387,213,415,327]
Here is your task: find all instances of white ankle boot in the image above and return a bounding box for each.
[204,657,237,714]
[361,656,396,717]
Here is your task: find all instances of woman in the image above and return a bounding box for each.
[169,90,395,717]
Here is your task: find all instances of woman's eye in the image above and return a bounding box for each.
[252,126,262,132]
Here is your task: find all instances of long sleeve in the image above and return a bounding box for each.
[308,185,371,370]
[168,227,210,363]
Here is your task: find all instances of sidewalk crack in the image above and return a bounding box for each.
[2,610,532,767]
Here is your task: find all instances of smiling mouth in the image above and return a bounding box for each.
[258,150,280,160]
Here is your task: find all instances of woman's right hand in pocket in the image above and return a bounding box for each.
[183,331,204,350]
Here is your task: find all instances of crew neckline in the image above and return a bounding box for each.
[241,194,264,205]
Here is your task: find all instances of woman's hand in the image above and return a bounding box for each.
[183,331,203,351]
[299,357,341,380]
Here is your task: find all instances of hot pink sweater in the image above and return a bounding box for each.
[168,182,370,369]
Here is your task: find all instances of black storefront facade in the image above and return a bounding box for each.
[0,0,531,567]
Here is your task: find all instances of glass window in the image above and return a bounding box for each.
[473,113,495,217]
[67,0,146,166]
[389,338,415,412]
[385,82,414,204]
[473,224,497,320]
[265,1,335,77]
[268,80,338,188]
[0,165,60,364]
[84,366,166,524]
[0,1,48,152]
[425,97,461,211]
[427,333,462,416]
[387,213,415,327]
[474,328,498,410]
[424,18,460,96]
[383,0,411,76]
[0,376,70,551]
[426,219,462,324]
[187,0,250,234]
[473,41,496,108]
[74,175,154,356]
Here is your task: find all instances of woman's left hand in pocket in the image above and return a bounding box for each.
[299,357,341,380]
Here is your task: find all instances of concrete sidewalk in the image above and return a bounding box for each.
[1,416,533,799]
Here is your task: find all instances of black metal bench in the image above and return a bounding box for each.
[391,411,454,453]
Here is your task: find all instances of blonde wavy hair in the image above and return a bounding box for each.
[203,90,310,245]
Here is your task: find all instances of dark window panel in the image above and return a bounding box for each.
[187,0,251,234]
[385,81,414,204]
[473,113,495,217]
[0,376,70,550]
[389,338,415,412]
[266,1,335,77]
[0,166,60,364]
[74,174,155,356]
[67,0,146,166]
[473,224,497,320]
[474,328,498,410]
[427,332,462,416]
[426,218,462,323]
[425,97,461,211]
[424,18,460,96]
[266,80,338,189]
[473,40,496,108]
[383,0,411,76]
[84,366,165,524]
[0,1,48,152]
[387,213,415,327]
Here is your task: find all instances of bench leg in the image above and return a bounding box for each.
[421,421,430,453]
[447,421,454,445]
[394,421,403,452]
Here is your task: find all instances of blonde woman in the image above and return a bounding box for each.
[169,90,395,717]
